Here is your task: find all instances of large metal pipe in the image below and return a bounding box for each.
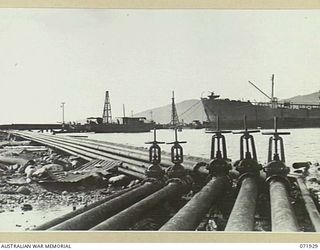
[33,184,141,230]
[38,134,149,170]
[14,131,208,174]
[16,131,155,162]
[48,181,163,230]
[14,133,145,179]
[296,177,320,232]
[14,134,92,161]
[224,176,258,231]
[159,176,230,231]
[66,135,207,172]
[90,180,190,230]
[269,179,299,232]
[18,132,147,173]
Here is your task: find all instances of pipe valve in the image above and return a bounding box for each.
[233,115,261,176]
[145,128,165,179]
[206,116,232,176]
[262,117,290,180]
[166,128,187,178]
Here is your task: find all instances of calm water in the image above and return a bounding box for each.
[82,128,320,167]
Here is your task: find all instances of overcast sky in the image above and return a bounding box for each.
[0,9,319,123]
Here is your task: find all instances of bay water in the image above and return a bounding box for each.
[82,128,320,167]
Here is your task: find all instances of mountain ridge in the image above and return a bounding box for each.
[281,91,319,105]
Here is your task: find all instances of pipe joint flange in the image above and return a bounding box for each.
[207,174,233,187]
[166,177,184,186]
[235,158,262,175]
[142,177,164,185]
[265,175,291,191]
[192,162,208,173]
[145,164,165,179]
[166,163,186,179]
[166,175,193,187]
[237,171,259,185]
[263,160,290,177]
[207,158,231,176]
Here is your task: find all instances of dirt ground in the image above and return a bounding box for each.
[0,135,138,231]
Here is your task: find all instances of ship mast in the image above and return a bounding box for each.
[271,74,277,108]
[102,91,112,124]
[170,91,180,127]
[248,75,278,108]
[248,80,272,100]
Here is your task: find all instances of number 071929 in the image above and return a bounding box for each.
[300,244,319,248]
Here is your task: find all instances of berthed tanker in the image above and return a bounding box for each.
[201,75,320,129]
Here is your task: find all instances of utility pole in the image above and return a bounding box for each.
[150,110,153,121]
[271,74,275,102]
[123,104,126,117]
[60,102,65,125]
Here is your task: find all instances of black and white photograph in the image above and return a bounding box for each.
[0,8,320,235]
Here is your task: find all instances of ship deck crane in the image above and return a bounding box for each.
[248,74,277,107]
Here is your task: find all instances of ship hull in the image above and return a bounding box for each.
[86,123,152,133]
[201,97,320,129]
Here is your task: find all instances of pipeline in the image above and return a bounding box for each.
[261,117,299,232]
[12,132,145,179]
[159,176,230,231]
[12,131,208,174]
[219,115,261,231]
[14,131,156,164]
[224,176,258,231]
[7,121,317,233]
[35,134,149,171]
[269,179,299,232]
[14,135,92,161]
[15,132,147,173]
[160,118,233,231]
[33,184,141,230]
[55,132,206,171]
[48,180,163,230]
[296,177,320,232]
[90,179,190,230]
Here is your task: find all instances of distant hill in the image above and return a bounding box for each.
[135,99,207,124]
[282,91,320,105]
